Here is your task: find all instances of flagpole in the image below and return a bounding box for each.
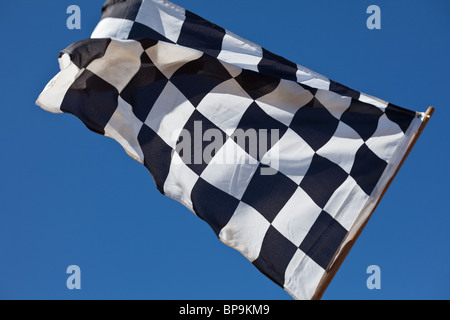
[311,106,435,300]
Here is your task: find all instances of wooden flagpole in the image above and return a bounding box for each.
[311,106,435,300]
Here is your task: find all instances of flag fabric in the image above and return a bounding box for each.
[37,0,427,299]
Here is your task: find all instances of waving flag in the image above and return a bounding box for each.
[36,0,433,300]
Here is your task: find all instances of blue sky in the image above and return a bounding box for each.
[0,0,449,300]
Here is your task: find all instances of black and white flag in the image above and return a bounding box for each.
[37,0,431,299]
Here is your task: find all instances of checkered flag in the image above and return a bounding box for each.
[37,0,432,299]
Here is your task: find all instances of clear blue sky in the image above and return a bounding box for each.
[0,0,449,300]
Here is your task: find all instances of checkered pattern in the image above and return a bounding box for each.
[37,0,425,300]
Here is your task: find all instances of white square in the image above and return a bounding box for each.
[272,188,322,247]
[359,92,388,110]
[145,41,203,79]
[284,254,325,300]
[163,152,200,213]
[36,62,81,114]
[323,176,369,230]
[296,65,331,91]
[86,39,144,93]
[256,79,314,127]
[284,249,306,286]
[91,18,134,39]
[316,121,364,174]
[261,128,315,184]
[219,202,271,262]
[200,139,259,200]
[144,81,196,148]
[135,0,186,43]
[314,88,352,120]
[196,78,253,133]
[217,30,263,72]
[365,113,404,162]
[104,97,144,164]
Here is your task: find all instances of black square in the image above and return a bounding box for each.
[137,38,159,51]
[101,0,142,21]
[298,82,318,97]
[340,98,384,141]
[191,178,240,236]
[257,48,298,82]
[61,38,111,70]
[61,70,118,135]
[231,102,287,161]
[128,21,173,43]
[137,124,173,194]
[176,110,227,176]
[177,10,226,58]
[170,54,233,107]
[253,225,298,287]
[329,80,361,100]
[120,53,168,122]
[350,144,387,196]
[234,69,280,101]
[385,103,416,133]
[299,211,347,270]
[241,164,298,223]
[290,97,340,151]
[300,154,348,209]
